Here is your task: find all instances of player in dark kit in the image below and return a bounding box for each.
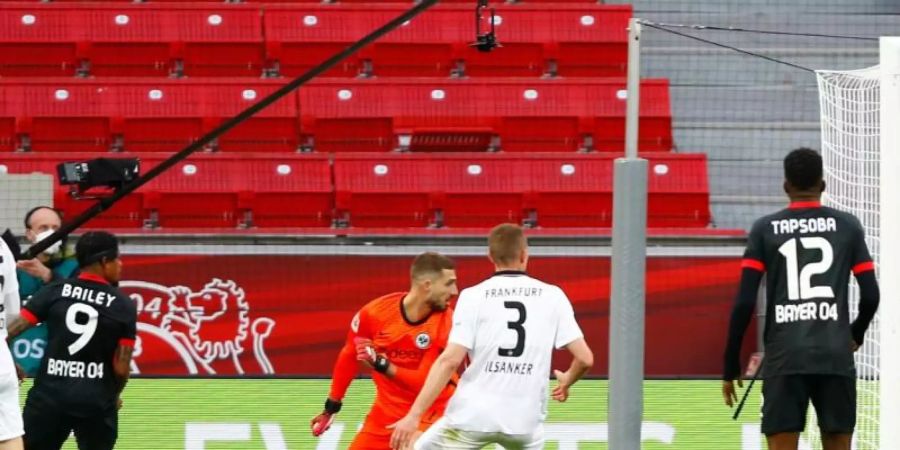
[6,231,136,450]
[722,148,880,450]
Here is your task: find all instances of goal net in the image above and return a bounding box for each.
[815,36,900,450]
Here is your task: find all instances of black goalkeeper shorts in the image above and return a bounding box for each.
[761,374,856,435]
[23,395,118,450]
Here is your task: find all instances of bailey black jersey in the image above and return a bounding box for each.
[742,202,874,377]
[22,272,137,416]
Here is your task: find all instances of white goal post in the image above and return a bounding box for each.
[815,36,900,450]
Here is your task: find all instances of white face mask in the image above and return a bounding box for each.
[35,229,62,256]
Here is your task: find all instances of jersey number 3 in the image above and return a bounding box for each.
[66,303,99,355]
[778,237,836,300]
[499,301,526,357]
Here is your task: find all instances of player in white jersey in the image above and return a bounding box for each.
[0,240,25,449]
[389,224,594,450]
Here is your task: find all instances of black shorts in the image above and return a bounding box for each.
[761,374,856,435]
[22,395,118,450]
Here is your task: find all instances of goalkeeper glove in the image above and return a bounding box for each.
[354,337,390,374]
[311,398,342,437]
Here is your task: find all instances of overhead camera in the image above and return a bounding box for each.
[472,0,500,53]
[57,158,140,197]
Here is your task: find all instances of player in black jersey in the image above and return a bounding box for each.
[6,231,136,450]
[722,148,880,450]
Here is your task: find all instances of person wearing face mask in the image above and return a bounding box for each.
[13,207,78,377]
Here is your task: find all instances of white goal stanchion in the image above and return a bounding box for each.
[815,36,900,450]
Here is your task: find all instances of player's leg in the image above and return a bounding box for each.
[761,375,811,450]
[21,396,70,450]
[413,417,486,450]
[0,370,23,450]
[810,375,855,450]
[348,430,393,450]
[766,433,801,450]
[71,410,117,450]
[491,427,545,450]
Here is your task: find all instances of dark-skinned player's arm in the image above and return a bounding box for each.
[722,222,765,408]
[849,223,880,349]
[113,302,138,410]
[112,342,134,410]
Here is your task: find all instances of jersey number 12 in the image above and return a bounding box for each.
[778,237,836,300]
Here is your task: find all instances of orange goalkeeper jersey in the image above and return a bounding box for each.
[328,292,458,434]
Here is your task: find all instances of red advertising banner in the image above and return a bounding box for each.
[119,254,751,377]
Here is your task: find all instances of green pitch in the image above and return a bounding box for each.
[19,378,768,449]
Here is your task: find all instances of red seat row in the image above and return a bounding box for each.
[0,78,673,153]
[0,152,710,229]
[0,2,630,78]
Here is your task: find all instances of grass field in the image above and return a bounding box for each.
[18,378,775,449]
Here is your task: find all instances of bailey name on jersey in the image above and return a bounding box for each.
[770,217,837,235]
[60,283,117,308]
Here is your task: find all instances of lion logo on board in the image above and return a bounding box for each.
[121,278,275,375]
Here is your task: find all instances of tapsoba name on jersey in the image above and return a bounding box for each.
[60,283,117,308]
[770,217,837,235]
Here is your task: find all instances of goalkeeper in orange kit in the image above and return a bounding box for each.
[311,252,460,449]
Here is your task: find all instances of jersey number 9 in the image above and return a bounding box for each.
[66,303,99,355]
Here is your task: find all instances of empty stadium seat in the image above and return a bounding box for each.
[332,152,709,228]
[0,152,145,228]
[264,4,630,78]
[0,3,264,78]
[0,152,333,229]
[333,154,529,228]
[529,152,711,228]
[300,78,672,153]
[0,79,299,153]
[144,154,332,228]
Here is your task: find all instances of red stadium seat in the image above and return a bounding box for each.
[239,155,334,228]
[0,152,332,229]
[528,153,711,228]
[0,4,82,77]
[332,152,709,229]
[0,3,264,78]
[264,4,630,78]
[141,154,332,228]
[300,78,672,153]
[333,154,437,227]
[0,152,145,228]
[0,79,299,153]
[335,154,532,227]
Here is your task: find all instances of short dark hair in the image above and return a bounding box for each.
[784,148,823,191]
[76,231,119,268]
[24,206,62,229]
[410,252,455,281]
[488,223,527,266]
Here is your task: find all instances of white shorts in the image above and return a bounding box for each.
[414,417,544,450]
[0,348,23,441]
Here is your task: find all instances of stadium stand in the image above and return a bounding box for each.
[0,3,264,77]
[0,78,670,154]
[0,3,628,78]
[0,152,709,230]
